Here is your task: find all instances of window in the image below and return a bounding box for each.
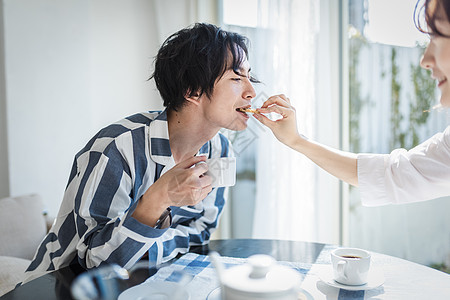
[220,0,341,243]
[348,0,450,271]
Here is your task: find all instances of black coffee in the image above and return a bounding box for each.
[340,255,362,259]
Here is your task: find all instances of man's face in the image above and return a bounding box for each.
[198,56,256,131]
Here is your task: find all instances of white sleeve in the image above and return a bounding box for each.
[357,126,450,206]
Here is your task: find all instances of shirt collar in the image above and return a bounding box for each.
[149,109,210,167]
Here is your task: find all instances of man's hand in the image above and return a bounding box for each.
[162,156,212,206]
[132,156,212,227]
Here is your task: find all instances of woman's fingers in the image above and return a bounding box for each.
[258,103,293,116]
[253,112,275,127]
[260,94,291,108]
[278,94,291,104]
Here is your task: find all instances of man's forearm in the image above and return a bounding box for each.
[132,183,169,227]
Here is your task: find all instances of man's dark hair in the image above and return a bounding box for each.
[151,23,258,111]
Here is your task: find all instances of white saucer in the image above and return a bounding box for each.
[319,267,385,291]
[206,287,221,300]
[206,287,314,300]
[118,281,190,300]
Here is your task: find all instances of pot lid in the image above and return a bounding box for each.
[221,254,301,295]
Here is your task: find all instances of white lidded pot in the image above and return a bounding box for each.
[209,252,302,300]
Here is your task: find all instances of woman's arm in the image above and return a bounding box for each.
[253,94,358,186]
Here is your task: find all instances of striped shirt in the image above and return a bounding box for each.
[23,110,232,283]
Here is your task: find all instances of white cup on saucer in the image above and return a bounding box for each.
[204,157,236,188]
[331,248,371,286]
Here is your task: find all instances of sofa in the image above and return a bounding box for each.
[0,194,53,296]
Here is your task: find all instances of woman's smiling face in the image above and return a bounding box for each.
[420,1,450,107]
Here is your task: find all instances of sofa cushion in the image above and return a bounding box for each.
[0,256,31,297]
[0,194,46,260]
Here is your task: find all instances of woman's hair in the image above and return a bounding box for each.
[151,23,259,111]
[415,0,450,37]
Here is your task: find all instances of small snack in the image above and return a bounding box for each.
[237,107,258,113]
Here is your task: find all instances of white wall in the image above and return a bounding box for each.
[0,0,9,199]
[2,0,163,215]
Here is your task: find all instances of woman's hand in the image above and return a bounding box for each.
[254,94,358,186]
[253,94,302,148]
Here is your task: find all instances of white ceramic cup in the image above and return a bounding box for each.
[204,157,236,188]
[331,248,371,285]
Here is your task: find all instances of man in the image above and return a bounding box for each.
[23,23,257,283]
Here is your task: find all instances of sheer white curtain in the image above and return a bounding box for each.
[251,0,320,241]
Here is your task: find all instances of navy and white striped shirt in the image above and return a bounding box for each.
[23,110,232,283]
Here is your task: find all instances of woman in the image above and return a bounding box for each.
[253,0,450,206]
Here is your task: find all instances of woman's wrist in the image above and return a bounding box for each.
[288,133,309,153]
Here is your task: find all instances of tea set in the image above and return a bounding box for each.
[76,247,384,300]
[206,248,384,300]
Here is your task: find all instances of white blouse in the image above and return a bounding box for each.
[357,126,450,206]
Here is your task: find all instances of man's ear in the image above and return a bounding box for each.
[185,90,201,106]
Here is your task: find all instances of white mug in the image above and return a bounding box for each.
[204,157,236,188]
[331,248,371,285]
